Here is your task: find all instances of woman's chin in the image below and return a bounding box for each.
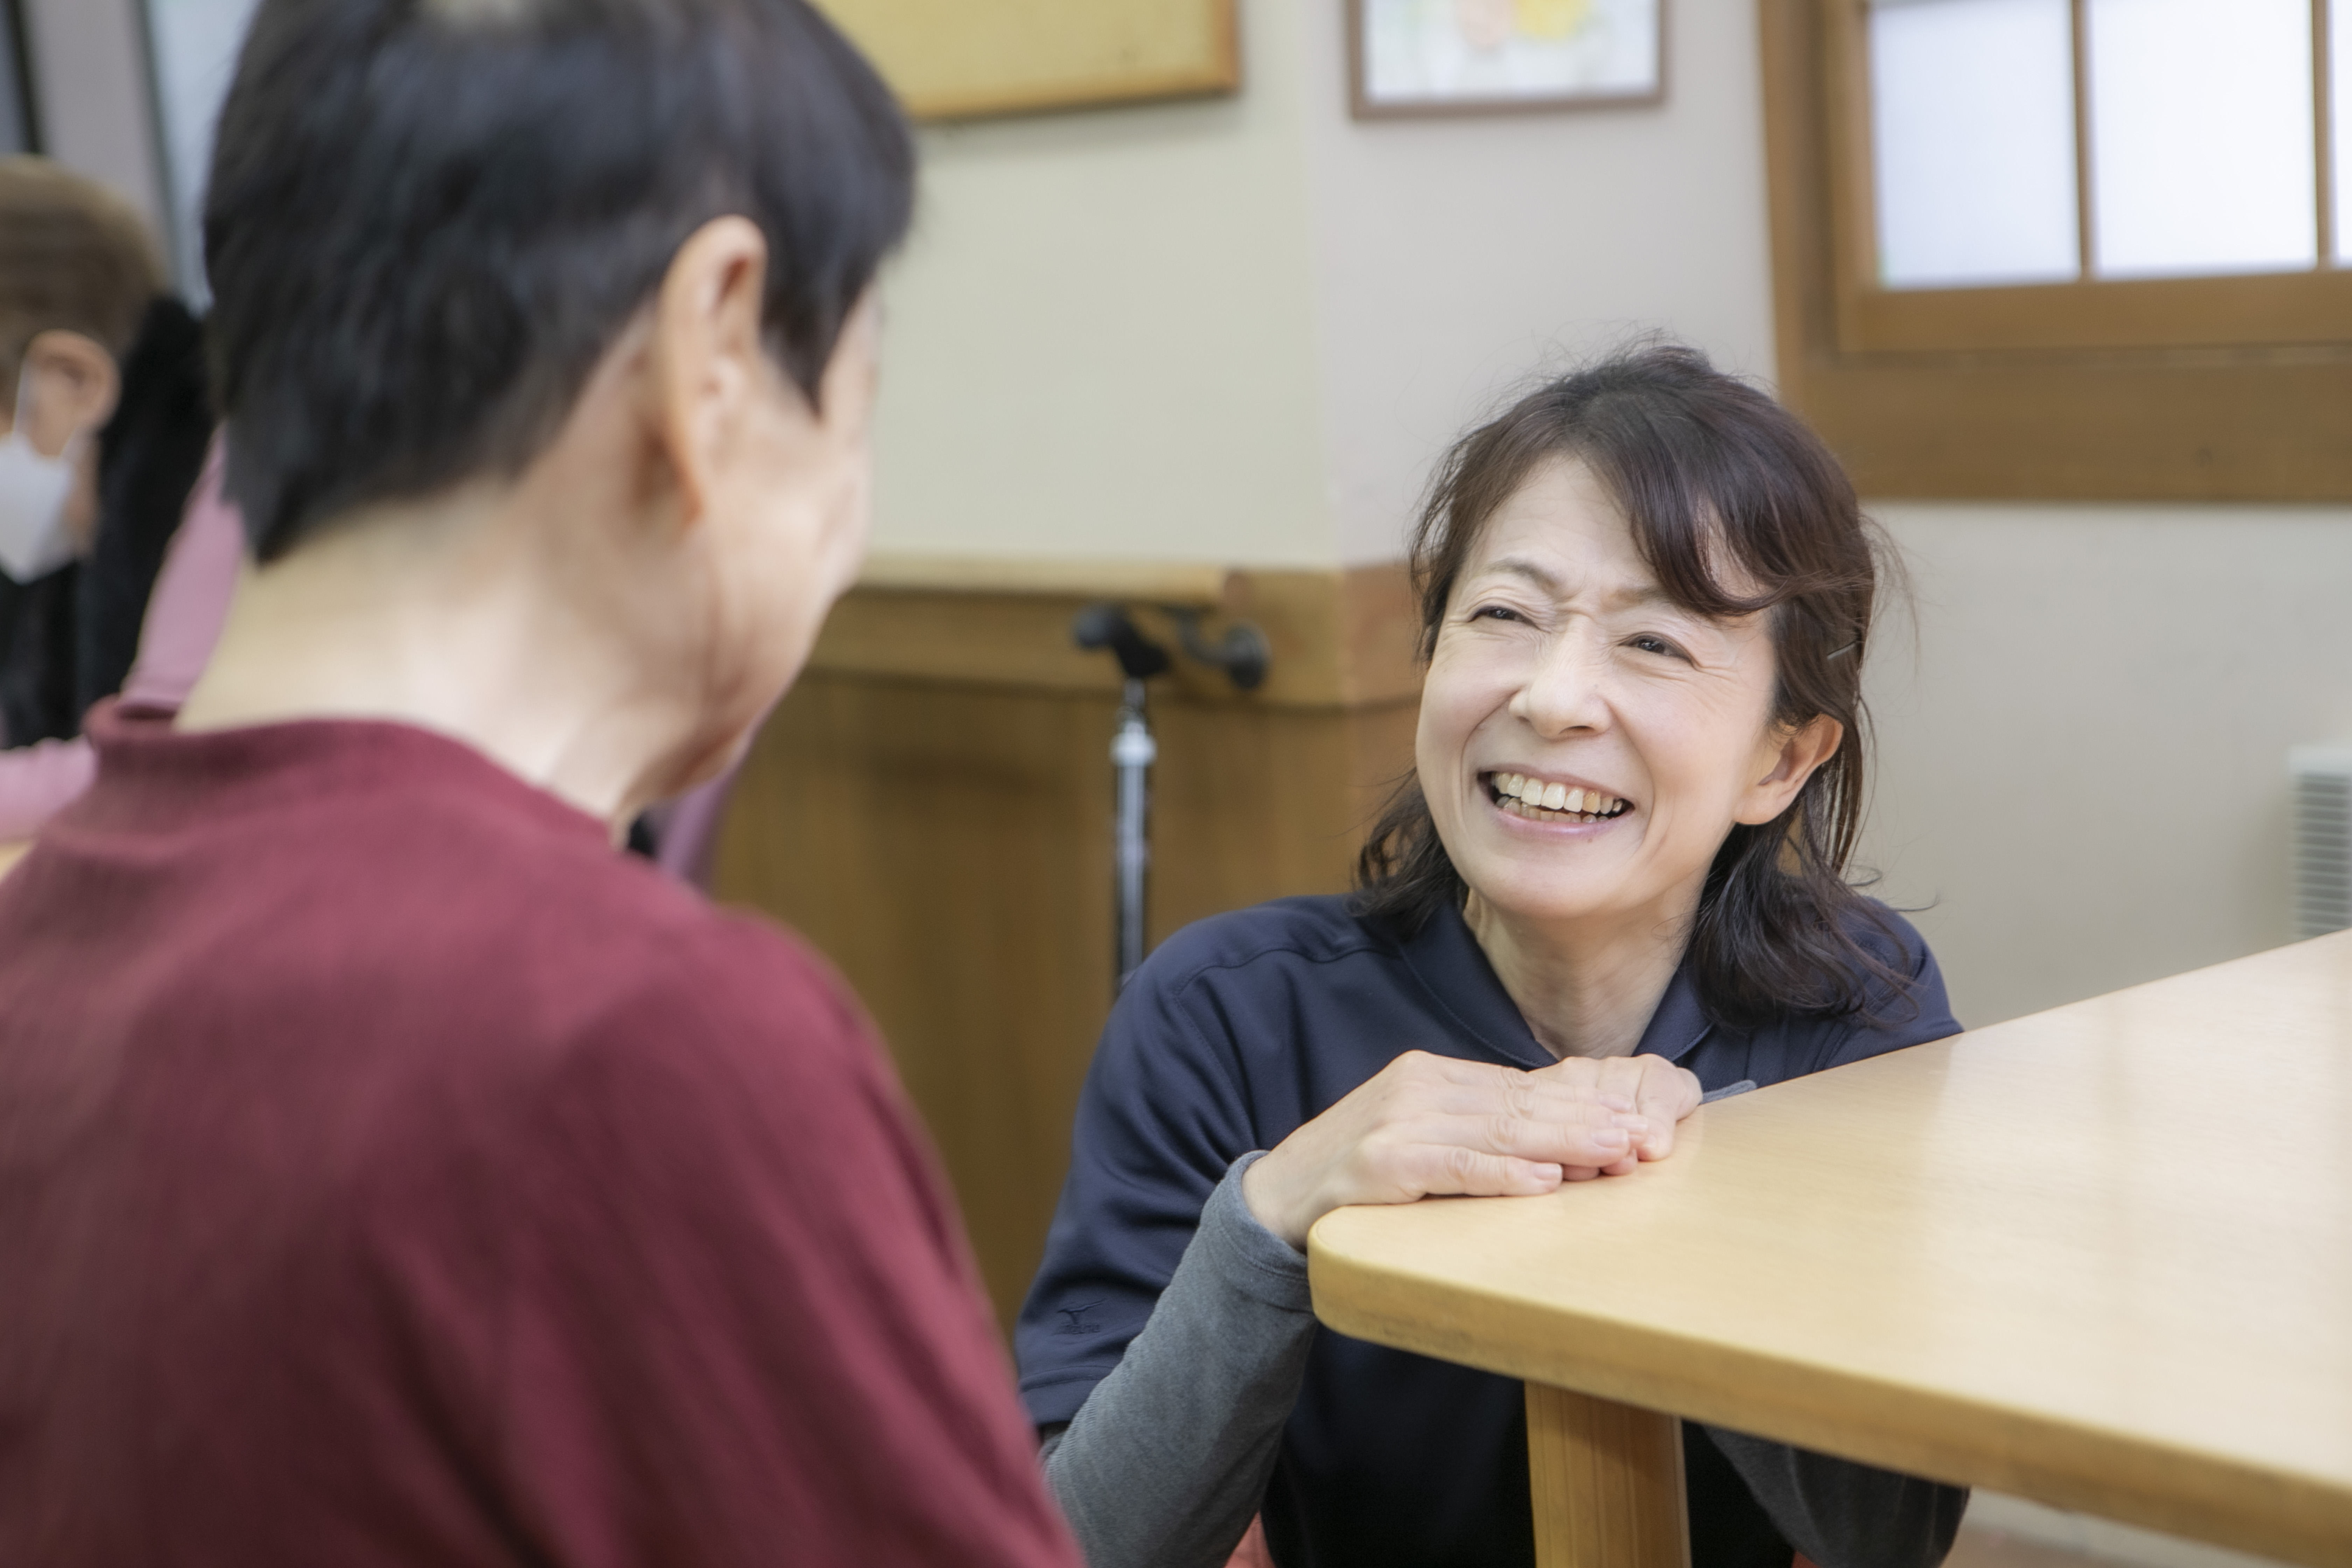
[1453,825,1656,933]
[1459,845,1625,915]
[1463,878,1628,935]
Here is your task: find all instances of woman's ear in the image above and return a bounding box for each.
[643,216,775,531]
[15,330,120,454]
[1734,714,1844,826]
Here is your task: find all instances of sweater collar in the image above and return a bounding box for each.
[74,698,610,851]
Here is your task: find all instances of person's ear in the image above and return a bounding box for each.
[1734,714,1844,825]
[14,330,120,455]
[643,216,775,530]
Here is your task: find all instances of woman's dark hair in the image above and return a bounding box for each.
[1354,344,1910,1028]
[205,0,914,561]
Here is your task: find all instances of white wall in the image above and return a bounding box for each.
[1865,504,2352,1029]
[867,0,1784,570]
[1297,0,1779,563]
[867,0,1332,566]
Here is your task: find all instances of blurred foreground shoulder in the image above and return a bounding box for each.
[489,897,1078,1568]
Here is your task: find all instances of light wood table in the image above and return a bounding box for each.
[1310,932,2352,1568]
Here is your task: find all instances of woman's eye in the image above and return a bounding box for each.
[1470,604,1524,624]
[1628,634,1687,660]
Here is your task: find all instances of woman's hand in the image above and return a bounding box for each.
[1528,1053,1703,1161]
[1240,1051,1690,1251]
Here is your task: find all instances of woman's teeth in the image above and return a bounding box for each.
[1489,772,1628,823]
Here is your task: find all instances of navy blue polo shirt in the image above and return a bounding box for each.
[1016,893,1959,1568]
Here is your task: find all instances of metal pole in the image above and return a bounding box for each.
[1110,675,1155,988]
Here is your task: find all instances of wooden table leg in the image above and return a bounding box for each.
[1526,1382,1691,1568]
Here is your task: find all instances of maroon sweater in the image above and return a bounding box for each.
[0,707,1079,1568]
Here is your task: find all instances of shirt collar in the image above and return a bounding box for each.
[76,699,609,851]
[1394,898,1716,1068]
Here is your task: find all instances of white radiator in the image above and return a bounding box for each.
[2291,746,2352,939]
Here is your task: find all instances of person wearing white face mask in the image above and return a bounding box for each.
[0,360,94,584]
[0,160,224,861]
[0,157,176,751]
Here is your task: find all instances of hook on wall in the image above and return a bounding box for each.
[1071,603,1171,682]
[1163,606,1270,692]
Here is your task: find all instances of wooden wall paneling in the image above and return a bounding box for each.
[803,561,1423,710]
[716,672,1116,1330]
[712,561,1421,1329]
[1844,269,2352,357]
[1147,696,1419,943]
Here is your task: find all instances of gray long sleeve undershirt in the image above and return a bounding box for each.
[1039,1153,1313,1568]
[1040,1154,1965,1568]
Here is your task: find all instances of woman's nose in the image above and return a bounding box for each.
[1510,630,1610,737]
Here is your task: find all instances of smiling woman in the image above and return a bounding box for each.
[1362,345,1900,1036]
[1016,344,1967,1568]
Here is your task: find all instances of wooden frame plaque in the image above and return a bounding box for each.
[814,0,1240,122]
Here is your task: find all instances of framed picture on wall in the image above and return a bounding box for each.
[1347,0,1664,119]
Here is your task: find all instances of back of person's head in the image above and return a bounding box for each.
[0,157,166,419]
[206,0,914,563]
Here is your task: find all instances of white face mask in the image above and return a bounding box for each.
[0,366,85,584]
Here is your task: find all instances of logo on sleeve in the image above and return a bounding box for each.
[1054,1299,1104,1336]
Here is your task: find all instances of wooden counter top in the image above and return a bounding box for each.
[1311,930,2352,1566]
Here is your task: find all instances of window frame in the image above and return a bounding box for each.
[1763,0,2352,502]
[0,0,37,155]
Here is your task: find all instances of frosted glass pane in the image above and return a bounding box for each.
[143,0,265,302]
[2087,0,2316,278]
[2336,0,2352,264]
[1870,0,2080,289]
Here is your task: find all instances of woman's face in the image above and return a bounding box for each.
[1415,458,1836,935]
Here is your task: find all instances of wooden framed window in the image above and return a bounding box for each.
[1762,0,2352,500]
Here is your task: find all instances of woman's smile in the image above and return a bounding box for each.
[1479,769,1633,830]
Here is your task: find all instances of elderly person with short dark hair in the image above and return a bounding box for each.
[0,3,1078,1565]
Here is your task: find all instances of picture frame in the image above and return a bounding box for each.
[1346,0,1666,120]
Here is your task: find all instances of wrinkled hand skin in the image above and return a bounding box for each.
[1240,1050,1702,1250]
